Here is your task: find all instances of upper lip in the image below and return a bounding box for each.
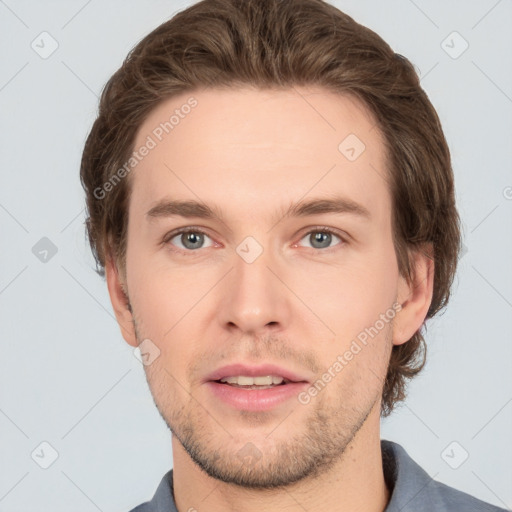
[204,363,310,384]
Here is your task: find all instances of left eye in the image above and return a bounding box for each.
[298,230,343,249]
[168,230,215,250]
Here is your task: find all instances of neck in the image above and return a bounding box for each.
[171,406,390,512]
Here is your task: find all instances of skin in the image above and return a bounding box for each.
[106,86,434,512]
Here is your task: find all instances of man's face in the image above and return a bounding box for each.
[118,87,405,487]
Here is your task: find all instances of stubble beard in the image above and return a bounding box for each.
[133,314,388,490]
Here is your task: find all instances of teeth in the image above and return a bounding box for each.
[219,375,285,385]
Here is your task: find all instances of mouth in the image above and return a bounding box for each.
[214,375,293,389]
[204,364,310,411]
[205,363,310,386]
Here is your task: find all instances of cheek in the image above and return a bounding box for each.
[127,240,201,324]
[127,252,214,378]
[289,245,398,343]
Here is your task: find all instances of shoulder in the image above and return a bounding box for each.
[382,440,507,512]
[428,478,507,512]
[128,504,151,512]
[126,469,176,512]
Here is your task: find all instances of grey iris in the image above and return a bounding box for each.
[182,232,204,249]
[310,232,332,249]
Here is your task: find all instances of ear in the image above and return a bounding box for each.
[105,255,138,347]
[393,243,434,346]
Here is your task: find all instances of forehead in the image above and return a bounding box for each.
[128,86,390,223]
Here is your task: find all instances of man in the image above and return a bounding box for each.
[80,0,506,511]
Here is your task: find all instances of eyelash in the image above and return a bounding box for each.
[162,226,347,255]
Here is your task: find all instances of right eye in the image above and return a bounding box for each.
[165,228,215,251]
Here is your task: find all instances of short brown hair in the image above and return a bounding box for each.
[80,0,462,416]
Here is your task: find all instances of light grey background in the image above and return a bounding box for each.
[1,0,511,511]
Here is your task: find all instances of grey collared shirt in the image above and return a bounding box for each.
[130,440,507,511]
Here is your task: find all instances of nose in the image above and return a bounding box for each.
[217,241,292,336]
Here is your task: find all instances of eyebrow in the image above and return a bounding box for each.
[285,196,371,220]
[145,196,371,222]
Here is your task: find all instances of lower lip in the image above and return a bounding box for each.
[205,381,309,411]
